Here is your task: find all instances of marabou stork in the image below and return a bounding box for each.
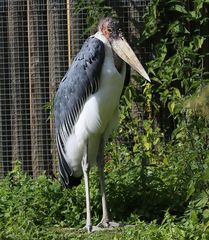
[54,17,150,232]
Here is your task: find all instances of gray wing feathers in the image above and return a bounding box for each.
[54,36,105,187]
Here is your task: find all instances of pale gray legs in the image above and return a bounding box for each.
[97,138,122,229]
[97,138,110,227]
[82,141,92,232]
[82,138,122,232]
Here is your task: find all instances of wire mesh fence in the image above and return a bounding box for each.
[0,0,151,178]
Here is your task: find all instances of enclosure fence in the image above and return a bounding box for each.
[0,0,151,178]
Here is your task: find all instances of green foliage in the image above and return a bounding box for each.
[142,0,209,120]
[1,159,209,239]
[104,0,209,237]
[126,0,209,235]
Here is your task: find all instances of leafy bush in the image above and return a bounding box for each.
[1,158,209,239]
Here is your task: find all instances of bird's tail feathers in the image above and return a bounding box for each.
[58,156,81,188]
[57,134,82,188]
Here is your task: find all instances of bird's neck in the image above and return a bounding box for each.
[94,31,110,46]
[94,31,124,74]
[112,51,124,74]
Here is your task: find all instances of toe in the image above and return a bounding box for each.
[109,221,124,227]
[97,220,123,229]
[97,219,109,228]
[86,224,93,232]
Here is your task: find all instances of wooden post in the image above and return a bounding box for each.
[47,0,69,175]
[0,1,12,176]
[66,0,71,65]
[7,0,32,174]
[27,0,53,177]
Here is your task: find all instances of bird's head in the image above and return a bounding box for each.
[98,17,123,40]
[98,17,150,82]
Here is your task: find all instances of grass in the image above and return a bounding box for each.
[9,219,208,240]
[47,225,130,240]
[1,155,209,240]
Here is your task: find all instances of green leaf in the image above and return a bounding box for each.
[189,10,202,19]
[203,209,209,220]
[194,0,203,12]
[193,35,205,50]
[133,144,139,153]
[151,77,162,84]
[141,135,152,151]
[168,101,175,113]
[187,180,196,200]
[196,192,208,208]
[173,88,181,98]
[167,21,190,35]
[170,4,188,14]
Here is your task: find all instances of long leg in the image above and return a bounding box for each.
[97,137,123,229]
[82,140,92,232]
[97,138,110,227]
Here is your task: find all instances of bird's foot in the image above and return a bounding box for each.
[81,224,107,232]
[86,224,93,233]
[97,219,123,229]
[81,220,123,232]
[81,224,93,233]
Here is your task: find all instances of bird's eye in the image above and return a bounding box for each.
[107,28,112,32]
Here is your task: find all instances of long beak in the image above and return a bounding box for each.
[111,37,150,82]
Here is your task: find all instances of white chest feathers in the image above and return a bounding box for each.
[75,32,126,139]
